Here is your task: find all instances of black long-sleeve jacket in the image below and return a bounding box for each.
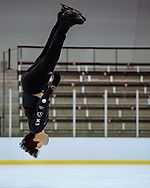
[22,87,54,134]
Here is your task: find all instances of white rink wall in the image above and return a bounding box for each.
[0,137,150,160]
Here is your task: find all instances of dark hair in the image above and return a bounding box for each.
[19,133,39,158]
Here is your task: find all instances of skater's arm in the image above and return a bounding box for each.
[34,72,61,122]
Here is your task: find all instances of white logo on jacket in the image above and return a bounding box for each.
[35,119,40,126]
[37,112,43,117]
[39,106,44,110]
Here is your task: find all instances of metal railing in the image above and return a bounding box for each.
[1,46,150,136]
[71,89,141,137]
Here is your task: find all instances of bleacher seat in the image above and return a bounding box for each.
[17,60,150,137]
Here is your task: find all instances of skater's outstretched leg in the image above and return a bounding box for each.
[37,8,66,59]
[22,8,86,94]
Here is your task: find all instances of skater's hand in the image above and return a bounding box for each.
[52,72,61,87]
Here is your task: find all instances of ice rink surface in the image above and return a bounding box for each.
[0,165,150,188]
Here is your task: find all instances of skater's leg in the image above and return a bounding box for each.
[22,32,66,94]
[22,9,86,94]
[37,10,65,59]
[30,9,86,76]
[21,11,64,94]
[26,21,60,72]
[22,26,67,94]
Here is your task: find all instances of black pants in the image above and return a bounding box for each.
[22,21,66,94]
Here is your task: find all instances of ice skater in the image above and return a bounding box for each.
[19,4,86,158]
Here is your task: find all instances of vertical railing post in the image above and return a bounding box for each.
[20,47,23,61]
[17,46,19,63]
[18,46,23,130]
[136,90,139,137]
[2,51,6,133]
[9,89,12,137]
[8,48,11,69]
[66,48,69,71]
[73,89,76,137]
[115,49,118,71]
[93,48,96,71]
[104,89,108,137]
[66,48,69,62]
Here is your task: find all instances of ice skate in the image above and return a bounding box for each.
[60,3,86,22]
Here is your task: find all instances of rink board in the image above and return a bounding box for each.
[0,137,150,165]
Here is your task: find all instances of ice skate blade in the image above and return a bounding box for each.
[60,3,86,21]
